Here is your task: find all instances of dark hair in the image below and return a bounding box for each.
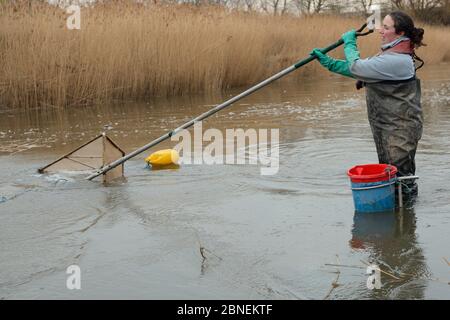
[388,11,426,48]
[388,11,426,70]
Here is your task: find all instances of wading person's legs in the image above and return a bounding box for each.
[370,124,420,198]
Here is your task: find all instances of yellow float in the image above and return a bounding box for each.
[145,149,179,167]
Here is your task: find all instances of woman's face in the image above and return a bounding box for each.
[379,15,404,45]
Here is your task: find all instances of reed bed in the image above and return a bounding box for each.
[1,0,449,109]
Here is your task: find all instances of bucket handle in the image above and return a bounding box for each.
[396,175,420,208]
[351,180,396,191]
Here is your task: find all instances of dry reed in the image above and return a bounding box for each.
[1,0,450,109]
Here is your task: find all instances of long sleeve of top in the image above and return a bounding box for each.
[349,53,416,83]
[314,35,416,83]
[348,36,415,83]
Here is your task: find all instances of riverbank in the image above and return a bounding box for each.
[1,1,450,109]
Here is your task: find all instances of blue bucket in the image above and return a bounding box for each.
[348,164,397,213]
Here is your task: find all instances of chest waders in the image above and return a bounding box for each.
[365,78,423,197]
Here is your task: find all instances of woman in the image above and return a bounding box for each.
[311,11,425,200]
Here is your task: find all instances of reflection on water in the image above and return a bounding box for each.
[350,208,429,299]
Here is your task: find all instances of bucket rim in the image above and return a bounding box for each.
[347,163,398,183]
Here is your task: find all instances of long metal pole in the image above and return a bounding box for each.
[87,25,371,181]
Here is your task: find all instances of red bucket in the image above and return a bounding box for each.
[347,164,398,183]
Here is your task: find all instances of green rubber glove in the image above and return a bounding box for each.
[342,30,356,44]
[310,48,354,78]
[341,30,360,65]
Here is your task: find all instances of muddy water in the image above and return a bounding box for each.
[1,64,450,300]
